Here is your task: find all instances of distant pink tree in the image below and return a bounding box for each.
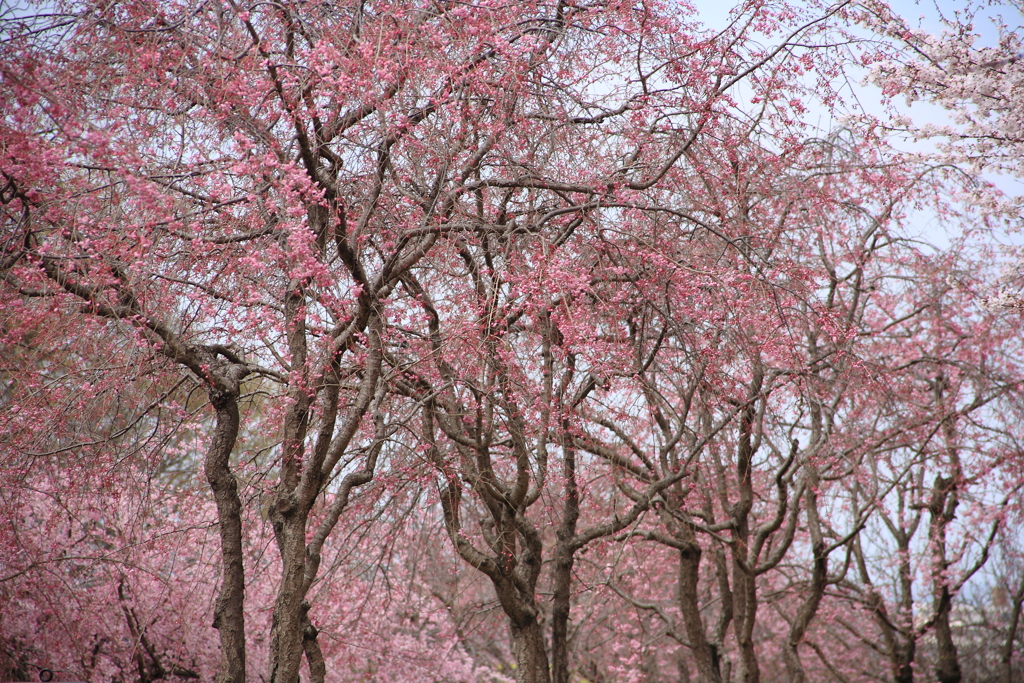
[857,0,1024,311]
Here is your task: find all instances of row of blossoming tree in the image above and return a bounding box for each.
[1,1,1022,682]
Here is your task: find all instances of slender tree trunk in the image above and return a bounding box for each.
[731,387,760,683]
[711,526,733,666]
[931,379,963,683]
[301,601,327,683]
[551,438,579,683]
[550,545,573,683]
[550,534,575,683]
[856,535,917,683]
[928,473,961,683]
[1002,571,1024,683]
[782,543,827,683]
[872,587,916,683]
[269,279,313,683]
[895,521,917,683]
[205,390,246,683]
[783,472,828,683]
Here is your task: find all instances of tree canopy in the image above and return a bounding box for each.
[1,1,1022,683]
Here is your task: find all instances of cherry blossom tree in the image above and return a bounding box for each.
[3,1,1024,683]
[3,0,742,680]
[860,0,1024,177]
[856,0,1024,311]
[377,4,925,680]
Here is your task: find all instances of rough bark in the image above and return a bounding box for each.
[678,539,723,683]
[730,377,761,683]
[550,438,579,683]
[510,618,551,683]
[301,602,327,683]
[205,389,246,683]
[269,514,308,683]
[892,640,916,683]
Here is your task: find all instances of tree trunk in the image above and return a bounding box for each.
[930,380,963,683]
[732,563,759,683]
[205,390,246,683]
[927,471,961,683]
[782,544,827,683]
[933,585,961,683]
[783,473,828,683]
[893,640,916,683]
[511,618,551,683]
[269,514,308,683]
[678,541,722,683]
[550,542,574,683]
[551,438,579,683]
[301,602,327,683]
[731,389,760,683]
[1002,571,1024,683]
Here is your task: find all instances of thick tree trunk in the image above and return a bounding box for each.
[511,618,551,683]
[893,640,916,683]
[269,514,308,683]
[550,544,573,683]
[933,586,961,683]
[490,559,551,683]
[205,390,246,683]
[732,564,759,683]
[678,541,722,683]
